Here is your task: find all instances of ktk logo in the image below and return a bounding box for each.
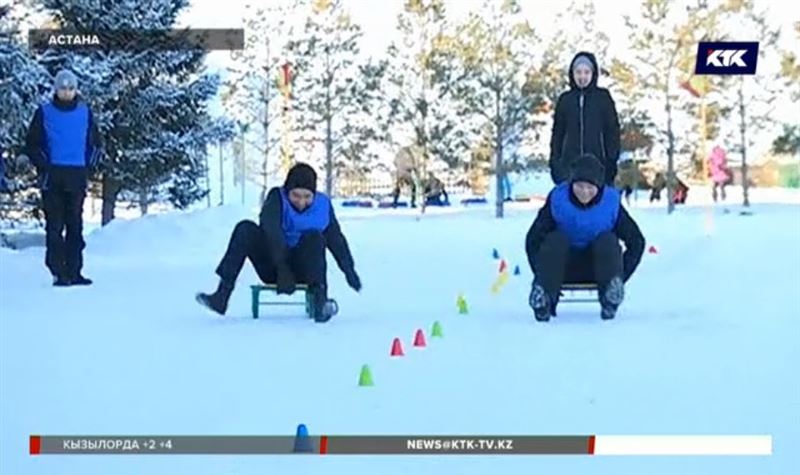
[706,49,748,67]
[695,42,759,75]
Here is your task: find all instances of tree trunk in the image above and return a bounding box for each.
[326,116,333,196]
[666,86,675,214]
[218,141,225,206]
[738,77,750,207]
[101,175,121,226]
[138,187,149,216]
[495,88,504,219]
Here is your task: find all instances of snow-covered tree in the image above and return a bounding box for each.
[222,0,300,204]
[287,0,385,196]
[0,1,49,222]
[382,0,467,211]
[35,0,233,224]
[453,0,543,218]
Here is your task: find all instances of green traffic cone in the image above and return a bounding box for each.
[431,321,443,338]
[358,364,374,387]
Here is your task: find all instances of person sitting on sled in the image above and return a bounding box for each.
[525,154,645,321]
[196,162,362,322]
[424,172,449,206]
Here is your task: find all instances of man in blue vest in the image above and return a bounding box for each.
[525,154,645,321]
[25,70,102,286]
[196,163,362,322]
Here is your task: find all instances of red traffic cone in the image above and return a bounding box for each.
[390,338,404,357]
[648,245,658,254]
[499,259,507,273]
[413,329,427,348]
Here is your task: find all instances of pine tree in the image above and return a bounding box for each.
[287,0,385,196]
[0,1,49,222]
[383,0,466,212]
[452,0,543,218]
[772,22,799,157]
[222,0,300,204]
[35,0,233,224]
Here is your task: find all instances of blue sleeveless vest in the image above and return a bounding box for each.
[42,101,89,167]
[550,183,620,249]
[280,189,331,248]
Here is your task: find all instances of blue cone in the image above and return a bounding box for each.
[293,423,313,453]
[513,265,521,276]
[492,248,500,259]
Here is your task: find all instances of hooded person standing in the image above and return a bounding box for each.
[708,145,732,202]
[525,154,645,321]
[549,52,621,186]
[196,162,362,323]
[24,70,102,286]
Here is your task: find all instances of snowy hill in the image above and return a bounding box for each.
[1,200,799,475]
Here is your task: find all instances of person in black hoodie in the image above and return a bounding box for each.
[24,70,103,286]
[196,163,362,322]
[549,52,621,186]
[526,154,645,321]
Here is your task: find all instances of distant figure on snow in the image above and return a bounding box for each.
[549,52,621,187]
[423,172,449,206]
[708,145,732,202]
[525,154,645,321]
[24,70,103,286]
[196,163,362,322]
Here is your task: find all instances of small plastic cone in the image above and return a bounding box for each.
[499,259,507,273]
[492,248,500,259]
[648,245,658,254]
[431,321,443,338]
[513,265,521,275]
[413,329,427,347]
[358,364,374,386]
[293,424,313,453]
[390,338,404,357]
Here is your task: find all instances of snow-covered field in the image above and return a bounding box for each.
[1,197,799,475]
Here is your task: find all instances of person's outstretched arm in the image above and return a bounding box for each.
[324,204,361,291]
[259,188,291,271]
[603,90,621,184]
[525,194,557,271]
[549,95,568,184]
[615,206,645,282]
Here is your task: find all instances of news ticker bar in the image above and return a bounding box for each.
[30,435,772,456]
[28,29,244,51]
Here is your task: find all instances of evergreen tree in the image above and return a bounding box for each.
[287,0,385,196]
[0,1,49,222]
[452,0,543,218]
[35,0,233,224]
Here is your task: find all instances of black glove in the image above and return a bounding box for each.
[276,268,296,295]
[345,269,362,292]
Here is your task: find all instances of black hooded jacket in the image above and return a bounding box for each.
[549,52,621,186]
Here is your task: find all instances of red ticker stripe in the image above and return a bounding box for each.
[319,435,328,454]
[30,436,41,455]
[587,435,596,455]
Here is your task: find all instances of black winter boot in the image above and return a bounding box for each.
[196,279,235,316]
[600,276,624,320]
[310,285,338,323]
[529,281,551,322]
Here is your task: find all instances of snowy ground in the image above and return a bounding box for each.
[1,196,799,475]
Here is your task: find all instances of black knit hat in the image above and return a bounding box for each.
[284,162,317,193]
[570,154,605,188]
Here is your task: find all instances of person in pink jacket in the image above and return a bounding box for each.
[709,145,732,202]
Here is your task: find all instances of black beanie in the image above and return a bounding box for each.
[569,154,605,188]
[284,163,317,193]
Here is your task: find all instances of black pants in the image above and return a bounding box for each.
[528,230,623,299]
[43,188,86,278]
[712,182,727,202]
[215,220,327,288]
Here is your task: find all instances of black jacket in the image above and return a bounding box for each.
[24,94,102,191]
[259,187,356,277]
[549,52,620,186]
[525,187,645,282]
